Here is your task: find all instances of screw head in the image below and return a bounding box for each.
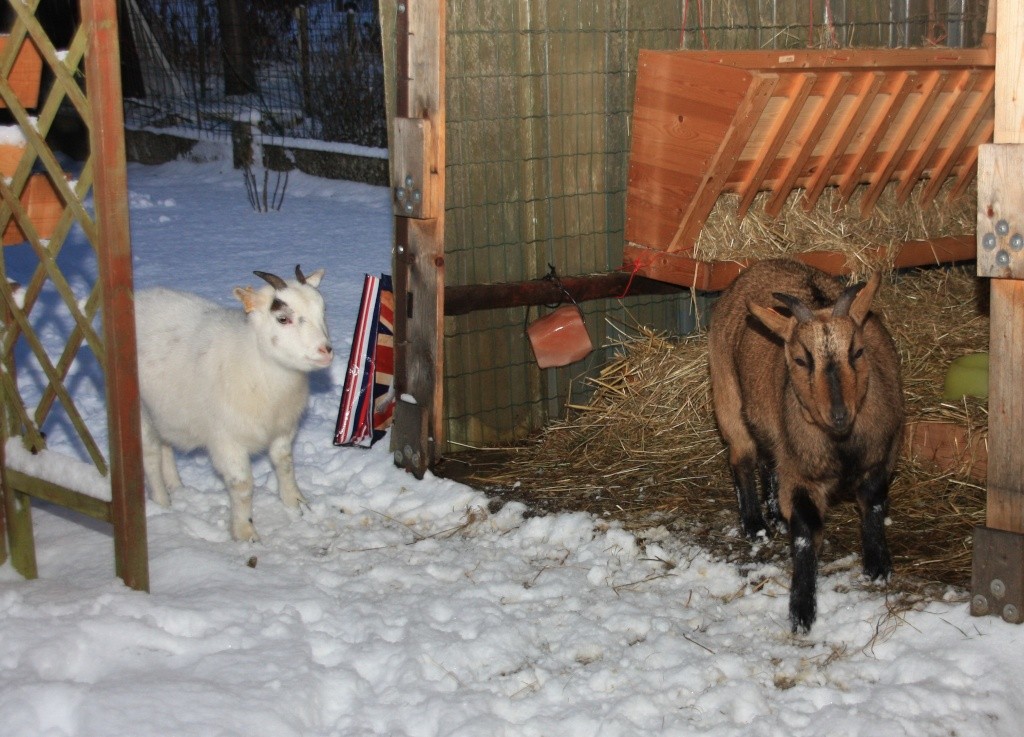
[394,450,404,465]
[991,578,1007,599]
[997,219,1011,236]
[972,594,989,615]
[1012,234,1024,251]
[983,232,997,250]
[405,174,414,188]
[1003,604,1021,623]
[996,250,1011,267]
[396,187,406,201]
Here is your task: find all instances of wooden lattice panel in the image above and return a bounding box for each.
[625,46,995,289]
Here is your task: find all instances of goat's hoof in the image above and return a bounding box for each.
[232,524,260,543]
[863,559,892,582]
[741,519,770,541]
[789,604,816,634]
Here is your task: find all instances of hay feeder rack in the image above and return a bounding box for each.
[624,45,995,289]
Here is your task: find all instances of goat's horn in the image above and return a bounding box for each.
[253,271,288,290]
[832,281,867,318]
[295,264,306,284]
[772,292,815,323]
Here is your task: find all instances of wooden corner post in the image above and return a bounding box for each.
[972,0,1024,624]
[390,0,446,477]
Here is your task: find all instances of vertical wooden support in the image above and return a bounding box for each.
[82,0,148,591]
[390,0,446,477]
[972,0,1024,623]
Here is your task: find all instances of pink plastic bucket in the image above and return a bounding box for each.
[527,304,593,368]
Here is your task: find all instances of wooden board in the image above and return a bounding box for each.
[625,46,995,289]
[0,34,43,109]
[1,173,63,245]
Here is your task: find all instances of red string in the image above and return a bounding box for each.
[618,260,642,300]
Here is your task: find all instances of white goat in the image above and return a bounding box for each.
[134,266,333,541]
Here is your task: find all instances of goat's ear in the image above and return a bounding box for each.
[747,299,795,340]
[233,286,269,313]
[302,268,325,288]
[847,271,881,326]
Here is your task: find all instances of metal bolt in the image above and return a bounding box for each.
[1004,604,1021,623]
[404,201,414,214]
[396,187,406,201]
[996,250,1011,267]
[405,174,414,188]
[394,450,404,465]
[397,244,405,254]
[997,219,1010,236]
[412,189,422,203]
[972,594,989,615]
[1012,234,1024,251]
[982,232,997,250]
[991,578,1006,599]
[398,3,406,13]
[404,445,414,461]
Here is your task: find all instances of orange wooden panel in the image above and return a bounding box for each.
[0,141,26,177]
[0,34,43,109]
[2,174,63,245]
[626,49,755,252]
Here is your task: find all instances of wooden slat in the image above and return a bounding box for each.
[663,46,995,71]
[895,69,979,203]
[83,0,148,591]
[838,70,915,202]
[921,71,995,203]
[736,73,815,218]
[802,71,886,210]
[390,0,446,477]
[859,70,947,215]
[948,116,993,200]
[765,72,851,217]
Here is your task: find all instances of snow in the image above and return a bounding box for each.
[2,147,1024,737]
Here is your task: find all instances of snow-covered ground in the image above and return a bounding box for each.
[2,146,1024,737]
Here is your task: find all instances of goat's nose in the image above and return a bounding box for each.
[830,406,849,427]
[320,344,333,356]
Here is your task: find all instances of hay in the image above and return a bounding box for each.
[472,264,988,594]
[693,181,976,270]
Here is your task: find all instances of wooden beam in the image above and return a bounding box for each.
[83,0,148,592]
[971,0,1024,624]
[444,272,685,316]
[390,0,446,478]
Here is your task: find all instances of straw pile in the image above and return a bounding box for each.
[471,187,988,596]
[693,181,976,270]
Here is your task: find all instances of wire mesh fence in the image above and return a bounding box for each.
[122,0,386,149]
[438,0,990,451]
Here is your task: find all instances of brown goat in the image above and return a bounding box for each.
[707,259,903,633]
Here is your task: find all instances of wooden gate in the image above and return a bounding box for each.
[0,0,147,590]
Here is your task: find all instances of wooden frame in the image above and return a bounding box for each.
[625,46,995,289]
[0,0,147,591]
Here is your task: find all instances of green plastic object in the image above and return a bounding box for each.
[942,352,989,401]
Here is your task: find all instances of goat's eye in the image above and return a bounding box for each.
[851,346,864,361]
[794,356,807,368]
[276,314,291,325]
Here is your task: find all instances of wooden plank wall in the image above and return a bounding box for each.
[442,0,695,449]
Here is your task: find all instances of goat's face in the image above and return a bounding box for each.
[234,266,333,372]
[747,272,880,438]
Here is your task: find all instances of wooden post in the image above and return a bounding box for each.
[82,0,149,592]
[389,0,446,477]
[971,0,1024,623]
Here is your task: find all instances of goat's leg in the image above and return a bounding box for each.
[210,445,259,542]
[856,465,892,581]
[269,434,306,509]
[141,419,170,507]
[711,370,767,539]
[758,456,782,529]
[788,487,825,634]
[731,453,767,539]
[160,445,182,491]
